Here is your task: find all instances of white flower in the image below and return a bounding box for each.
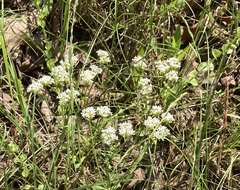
[152,125,170,141]
[101,126,118,145]
[96,49,111,64]
[51,65,70,83]
[155,60,170,73]
[96,106,112,117]
[141,84,153,95]
[61,52,78,70]
[118,121,134,138]
[38,75,54,86]
[90,65,103,74]
[155,57,180,74]
[139,78,152,95]
[81,107,96,120]
[57,91,70,104]
[167,57,181,69]
[132,56,147,69]
[150,105,163,115]
[165,70,179,81]
[144,116,161,129]
[79,70,97,86]
[57,89,80,106]
[27,81,43,94]
[161,112,174,123]
[139,78,151,86]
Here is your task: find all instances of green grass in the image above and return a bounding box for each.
[0,0,240,189]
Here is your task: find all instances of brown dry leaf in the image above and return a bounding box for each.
[0,154,11,179]
[88,84,102,102]
[126,168,145,189]
[4,11,37,51]
[41,100,53,123]
[0,91,17,111]
[221,76,236,87]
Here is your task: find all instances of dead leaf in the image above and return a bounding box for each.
[0,91,17,111]
[127,168,145,189]
[41,100,53,123]
[4,11,37,51]
[221,76,236,87]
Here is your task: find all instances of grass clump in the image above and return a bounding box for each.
[1,0,240,189]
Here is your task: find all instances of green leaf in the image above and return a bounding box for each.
[197,62,214,72]
[22,168,30,178]
[236,27,240,39]
[92,185,106,190]
[172,25,181,49]
[138,47,145,56]
[186,70,198,86]
[212,49,222,59]
[188,78,198,86]
[8,143,19,153]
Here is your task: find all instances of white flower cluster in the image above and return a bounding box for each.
[96,49,111,64]
[161,112,175,123]
[168,57,181,69]
[80,65,103,86]
[81,105,112,120]
[138,77,153,95]
[150,105,163,116]
[57,89,80,106]
[155,60,169,74]
[51,65,70,83]
[101,120,134,145]
[27,81,43,94]
[101,126,118,145]
[165,70,179,81]
[60,52,78,70]
[155,57,180,82]
[152,125,170,141]
[144,116,161,129]
[132,55,147,69]
[80,70,96,86]
[118,121,135,138]
[27,75,54,94]
[81,107,96,120]
[90,65,103,74]
[38,75,54,86]
[143,111,174,141]
[96,106,112,117]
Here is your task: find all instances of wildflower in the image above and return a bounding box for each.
[139,78,153,95]
[118,121,135,138]
[150,105,163,115]
[101,126,118,145]
[141,84,153,95]
[155,60,170,74]
[96,49,111,64]
[161,112,174,123]
[167,57,181,69]
[90,65,103,74]
[132,56,147,69]
[144,116,161,129]
[81,107,96,120]
[152,125,170,141]
[61,51,78,70]
[79,69,97,86]
[51,65,70,83]
[57,89,80,106]
[139,78,151,86]
[96,106,112,117]
[38,75,54,86]
[27,81,43,94]
[165,70,179,81]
